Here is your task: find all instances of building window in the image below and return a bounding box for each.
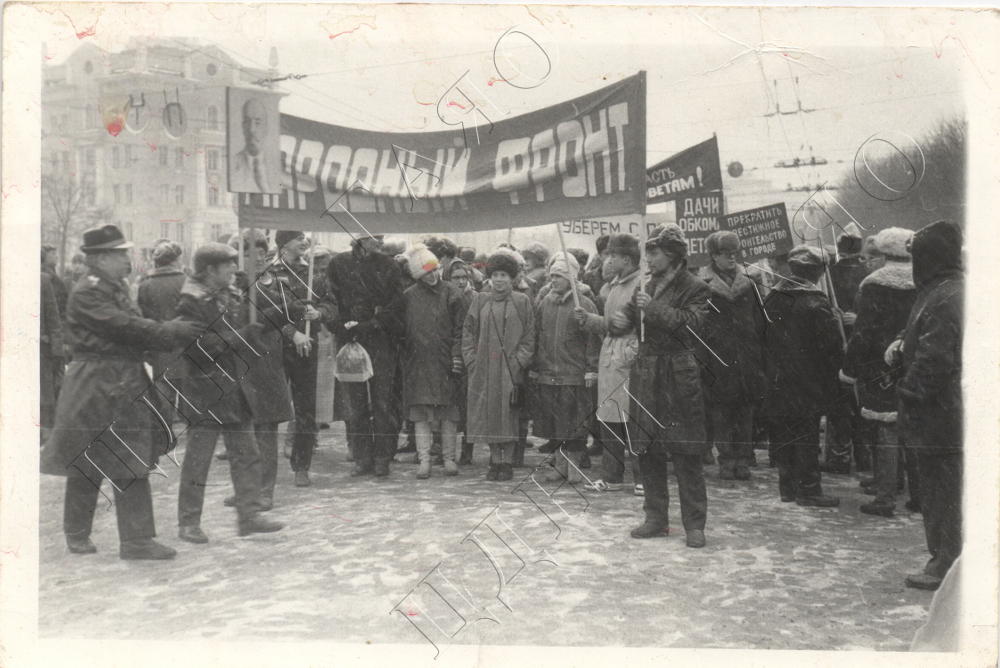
[176,223,185,244]
[160,184,170,204]
[160,222,171,239]
[206,63,218,76]
[112,146,120,169]
[158,148,168,167]
[84,60,94,75]
[174,185,185,204]
[206,106,219,131]
[175,147,184,168]
[210,223,223,242]
[125,144,133,166]
[85,148,96,167]
[208,185,220,206]
[113,184,121,204]
[206,149,219,171]
[125,184,133,204]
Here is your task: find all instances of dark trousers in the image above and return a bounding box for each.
[916,452,962,579]
[179,422,263,526]
[283,344,318,472]
[826,385,875,470]
[599,421,641,484]
[255,422,278,499]
[64,475,155,543]
[639,448,707,531]
[709,401,753,472]
[344,384,399,467]
[770,414,823,499]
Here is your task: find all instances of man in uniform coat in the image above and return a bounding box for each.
[270,230,338,487]
[173,243,285,543]
[327,234,405,478]
[624,224,711,549]
[42,225,204,559]
[889,220,964,591]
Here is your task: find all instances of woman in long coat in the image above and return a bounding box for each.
[462,252,535,481]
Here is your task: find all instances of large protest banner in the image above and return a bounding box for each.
[236,73,646,233]
[722,203,793,262]
[645,136,722,204]
[674,192,724,266]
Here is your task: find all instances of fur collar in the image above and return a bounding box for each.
[860,260,914,291]
[699,264,753,301]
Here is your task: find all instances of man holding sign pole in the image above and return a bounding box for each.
[624,224,711,548]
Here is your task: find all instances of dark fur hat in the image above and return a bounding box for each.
[606,233,640,263]
[485,251,521,279]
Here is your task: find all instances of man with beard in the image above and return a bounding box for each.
[327,234,405,478]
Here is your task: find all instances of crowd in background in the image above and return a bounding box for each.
[39,217,963,591]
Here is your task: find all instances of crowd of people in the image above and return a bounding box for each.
[39,217,963,592]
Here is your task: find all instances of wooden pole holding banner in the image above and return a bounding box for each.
[553,222,581,308]
[638,219,647,342]
[304,232,316,337]
[822,225,846,347]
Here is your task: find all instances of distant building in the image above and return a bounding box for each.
[42,39,276,271]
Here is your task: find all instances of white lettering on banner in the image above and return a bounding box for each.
[492,102,630,204]
[681,195,720,217]
[647,175,695,200]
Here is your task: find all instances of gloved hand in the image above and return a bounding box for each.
[163,319,208,343]
[451,356,464,375]
[884,339,904,367]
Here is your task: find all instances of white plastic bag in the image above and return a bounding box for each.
[334,341,374,383]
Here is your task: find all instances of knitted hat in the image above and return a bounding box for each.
[874,227,913,260]
[705,230,740,256]
[407,243,440,280]
[645,223,688,256]
[606,233,640,264]
[547,251,580,281]
[193,242,238,274]
[152,239,183,267]
[275,230,305,249]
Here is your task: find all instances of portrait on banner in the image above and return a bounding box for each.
[227,87,282,194]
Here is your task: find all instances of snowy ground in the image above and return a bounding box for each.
[38,424,932,651]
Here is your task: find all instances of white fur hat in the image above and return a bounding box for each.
[407,243,440,279]
[874,227,913,259]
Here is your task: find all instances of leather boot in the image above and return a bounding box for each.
[458,441,473,466]
[238,515,285,536]
[564,449,586,484]
[544,449,568,482]
[120,538,177,560]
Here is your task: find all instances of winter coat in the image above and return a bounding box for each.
[42,268,180,480]
[761,281,843,418]
[581,268,640,422]
[173,277,257,425]
[462,290,535,443]
[841,261,916,420]
[137,266,187,379]
[137,266,187,322]
[623,265,711,455]
[897,271,963,455]
[582,255,607,303]
[532,287,600,385]
[270,256,338,343]
[698,264,767,405]
[234,270,293,425]
[402,278,465,410]
[534,280,596,309]
[40,271,65,424]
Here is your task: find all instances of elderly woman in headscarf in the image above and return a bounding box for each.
[462,251,535,481]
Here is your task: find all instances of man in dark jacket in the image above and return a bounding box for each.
[40,266,64,441]
[42,225,204,560]
[762,245,843,508]
[173,243,285,543]
[327,235,405,477]
[825,224,872,473]
[137,240,187,383]
[624,224,711,548]
[889,220,963,591]
[270,230,337,487]
[698,231,766,480]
